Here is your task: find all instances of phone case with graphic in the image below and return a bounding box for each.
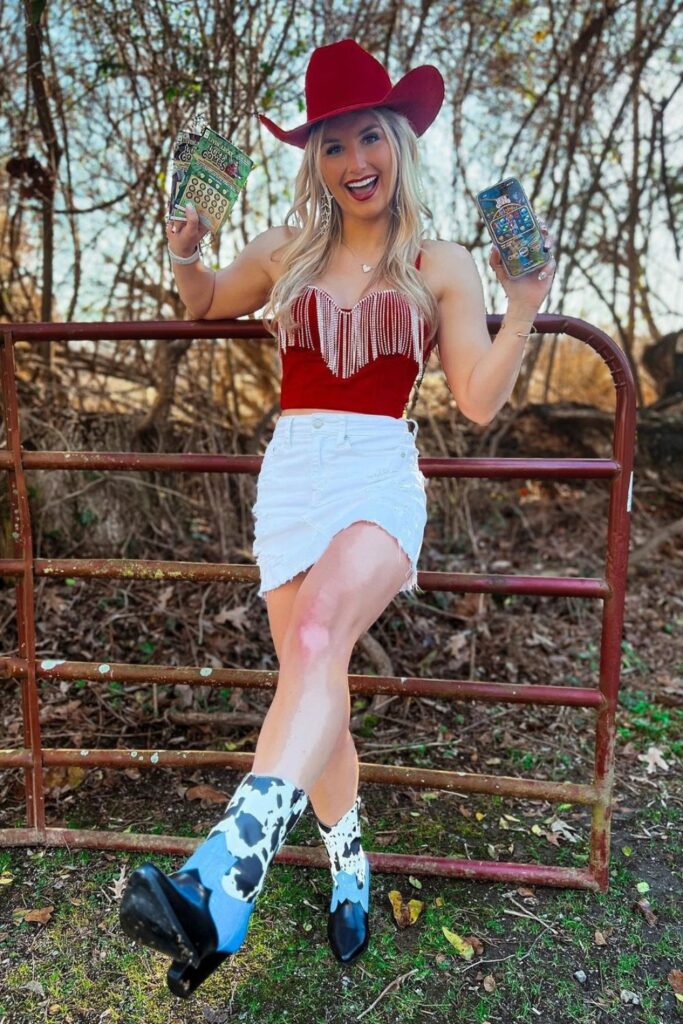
[475,177,550,279]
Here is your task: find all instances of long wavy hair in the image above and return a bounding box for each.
[262,106,439,344]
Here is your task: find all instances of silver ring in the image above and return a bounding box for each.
[538,271,547,280]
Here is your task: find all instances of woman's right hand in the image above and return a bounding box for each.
[166,202,212,258]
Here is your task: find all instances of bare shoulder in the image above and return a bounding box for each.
[419,238,475,303]
[203,224,302,320]
[254,224,303,285]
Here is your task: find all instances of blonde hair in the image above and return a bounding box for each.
[262,106,439,344]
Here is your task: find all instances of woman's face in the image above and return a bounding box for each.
[318,110,396,222]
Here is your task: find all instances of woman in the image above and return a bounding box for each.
[119,39,555,997]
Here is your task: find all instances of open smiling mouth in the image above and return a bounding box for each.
[344,175,379,201]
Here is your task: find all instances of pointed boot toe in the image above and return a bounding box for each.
[326,857,370,964]
[327,899,370,964]
[119,862,256,996]
[119,863,216,966]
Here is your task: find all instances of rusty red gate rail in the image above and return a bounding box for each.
[0,315,636,892]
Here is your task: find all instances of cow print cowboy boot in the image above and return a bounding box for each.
[119,772,308,997]
[316,794,370,963]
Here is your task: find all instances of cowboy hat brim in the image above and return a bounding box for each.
[258,65,444,148]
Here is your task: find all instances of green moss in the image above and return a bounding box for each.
[0,802,679,1024]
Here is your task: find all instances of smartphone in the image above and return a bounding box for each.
[475,176,550,278]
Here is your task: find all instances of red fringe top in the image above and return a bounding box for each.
[277,249,437,418]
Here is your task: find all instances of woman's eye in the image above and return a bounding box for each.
[325,133,380,156]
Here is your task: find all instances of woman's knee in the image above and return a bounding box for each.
[281,604,354,671]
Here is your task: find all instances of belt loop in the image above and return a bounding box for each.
[407,417,419,440]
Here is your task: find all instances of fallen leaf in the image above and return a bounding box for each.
[458,805,473,819]
[632,898,657,926]
[483,974,496,992]
[635,880,650,894]
[388,890,424,928]
[668,969,683,1003]
[43,765,86,794]
[214,604,249,630]
[516,886,536,898]
[445,633,468,659]
[16,906,54,924]
[408,875,423,890]
[464,934,485,956]
[621,845,633,857]
[0,871,13,886]
[637,745,669,774]
[374,832,398,847]
[442,926,475,960]
[110,865,127,901]
[184,784,228,804]
[549,819,580,843]
[156,585,175,612]
[594,929,607,945]
[434,896,444,907]
[475,812,486,822]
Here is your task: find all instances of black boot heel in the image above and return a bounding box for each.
[166,951,229,998]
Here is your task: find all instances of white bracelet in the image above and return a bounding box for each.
[168,245,201,265]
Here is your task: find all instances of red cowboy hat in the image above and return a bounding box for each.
[258,39,444,149]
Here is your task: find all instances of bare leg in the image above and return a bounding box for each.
[308,729,360,826]
[250,640,352,792]
[262,573,360,824]
[255,521,413,798]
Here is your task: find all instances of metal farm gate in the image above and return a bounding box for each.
[0,314,636,891]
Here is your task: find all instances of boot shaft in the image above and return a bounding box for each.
[316,794,366,884]
[206,772,309,902]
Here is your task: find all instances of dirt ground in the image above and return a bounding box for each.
[0,433,681,1023]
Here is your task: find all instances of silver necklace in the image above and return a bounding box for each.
[342,238,379,273]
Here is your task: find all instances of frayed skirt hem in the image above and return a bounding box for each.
[256,515,425,601]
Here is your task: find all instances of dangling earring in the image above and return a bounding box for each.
[320,188,332,234]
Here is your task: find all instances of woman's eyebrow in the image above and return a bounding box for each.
[322,122,381,144]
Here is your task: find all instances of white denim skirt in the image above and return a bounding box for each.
[252,411,428,600]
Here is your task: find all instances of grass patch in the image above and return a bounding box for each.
[0,797,680,1023]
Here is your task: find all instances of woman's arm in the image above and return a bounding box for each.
[432,240,554,425]
[170,222,291,320]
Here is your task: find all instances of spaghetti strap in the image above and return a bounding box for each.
[415,247,423,270]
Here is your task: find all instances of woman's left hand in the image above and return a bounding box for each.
[489,221,557,312]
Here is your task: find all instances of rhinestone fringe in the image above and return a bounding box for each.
[277,287,425,380]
